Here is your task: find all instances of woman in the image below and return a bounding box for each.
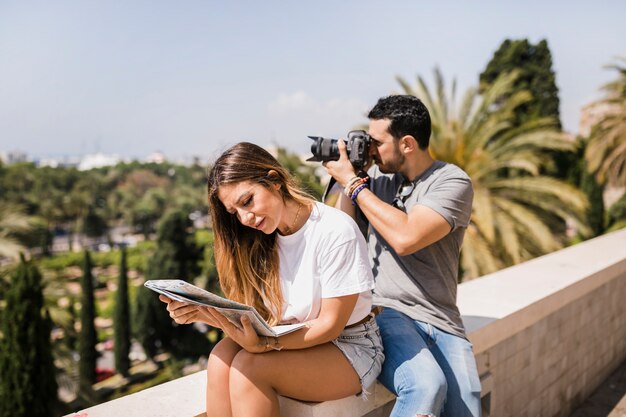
[159,142,383,417]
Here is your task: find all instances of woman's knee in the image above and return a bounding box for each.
[207,338,241,375]
[230,349,262,377]
[229,349,276,390]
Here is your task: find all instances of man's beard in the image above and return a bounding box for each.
[376,151,404,174]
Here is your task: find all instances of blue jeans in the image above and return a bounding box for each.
[376,308,481,417]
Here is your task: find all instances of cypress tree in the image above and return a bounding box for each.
[78,250,98,402]
[480,38,577,182]
[480,38,561,128]
[0,256,58,417]
[135,210,207,359]
[114,247,131,376]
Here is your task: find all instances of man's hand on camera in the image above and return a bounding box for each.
[323,140,358,188]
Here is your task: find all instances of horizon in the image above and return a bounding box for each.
[1,1,624,160]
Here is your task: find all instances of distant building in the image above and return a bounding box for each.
[38,158,60,168]
[0,150,28,165]
[78,153,121,171]
[146,151,166,164]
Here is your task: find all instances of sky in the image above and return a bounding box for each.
[0,1,624,162]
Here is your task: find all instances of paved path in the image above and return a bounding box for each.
[570,359,626,417]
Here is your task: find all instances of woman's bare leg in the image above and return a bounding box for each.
[229,343,360,417]
[206,338,242,417]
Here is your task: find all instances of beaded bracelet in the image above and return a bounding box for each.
[346,176,370,198]
[350,183,369,205]
[260,336,283,352]
[343,176,362,198]
[270,336,283,351]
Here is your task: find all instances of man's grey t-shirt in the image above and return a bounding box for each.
[366,161,473,339]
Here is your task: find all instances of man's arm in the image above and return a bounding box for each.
[325,142,452,256]
[349,188,451,256]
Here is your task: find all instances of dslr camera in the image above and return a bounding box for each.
[306,130,371,169]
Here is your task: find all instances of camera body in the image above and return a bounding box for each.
[306,130,371,168]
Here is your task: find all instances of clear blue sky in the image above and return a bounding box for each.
[1,1,624,160]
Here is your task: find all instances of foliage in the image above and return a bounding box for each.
[397,68,589,279]
[567,141,606,238]
[579,162,606,238]
[37,241,154,272]
[0,160,208,244]
[607,193,626,232]
[0,257,58,417]
[0,202,33,259]
[14,217,53,255]
[275,147,325,199]
[134,210,209,359]
[82,207,108,238]
[480,39,575,180]
[480,39,561,128]
[585,57,626,186]
[78,250,98,402]
[114,248,131,376]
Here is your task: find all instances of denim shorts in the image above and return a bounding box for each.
[332,314,384,397]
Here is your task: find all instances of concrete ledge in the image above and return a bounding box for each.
[67,370,395,417]
[69,371,207,417]
[458,228,626,354]
[66,228,626,417]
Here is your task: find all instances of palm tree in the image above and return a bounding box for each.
[585,57,626,187]
[396,68,589,279]
[0,202,32,259]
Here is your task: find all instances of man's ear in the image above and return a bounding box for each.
[400,135,417,153]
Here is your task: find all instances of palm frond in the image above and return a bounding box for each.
[396,69,588,279]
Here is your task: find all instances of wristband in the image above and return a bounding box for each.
[347,176,370,198]
[269,336,283,351]
[343,176,362,198]
[350,183,369,205]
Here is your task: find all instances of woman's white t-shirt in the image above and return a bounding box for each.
[276,202,374,326]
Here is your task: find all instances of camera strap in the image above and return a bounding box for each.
[322,175,370,238]
[322,176,337,203]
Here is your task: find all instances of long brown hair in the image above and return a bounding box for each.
[207,142,314,325]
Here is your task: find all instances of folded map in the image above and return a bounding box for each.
[144,279,305,337]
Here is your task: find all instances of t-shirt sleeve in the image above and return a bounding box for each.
[319,231,374,298]
[418,172,473,231]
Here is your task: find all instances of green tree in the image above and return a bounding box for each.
[78,250,98,402]
[82,207,108,238]
[275,147,325,198]
[135,210,207,359]
[0,203,32,259]
[577,156,606,238]
[480,39,561,128]
[479,38,576,181]
[397,68,589,279]
[114,247,131,376]
[0,257,58,417]
[585,57,626,187]
[606,193,626,232]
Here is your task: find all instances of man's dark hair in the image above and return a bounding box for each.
[368,95,432,149]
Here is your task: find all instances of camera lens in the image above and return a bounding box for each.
[308,137,339,162]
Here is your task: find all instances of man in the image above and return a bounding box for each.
[324,95,481,417]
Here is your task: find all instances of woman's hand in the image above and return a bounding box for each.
[158,295,222,328]
[204,308,266,353]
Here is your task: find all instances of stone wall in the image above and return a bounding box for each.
[461,228,626,416]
